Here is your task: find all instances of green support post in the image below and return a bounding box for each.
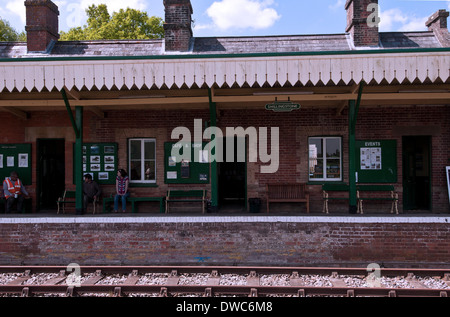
[348,83,364,214]
[208,88,219,212]
[74,106,83,214]
[348,99,357,214]
[62,90,84,215]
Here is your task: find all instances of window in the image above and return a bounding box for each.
[129,138,156,183]
[308,137,342,181]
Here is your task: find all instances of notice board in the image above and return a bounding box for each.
[73,143,118,185]
[164,142,210,184]
[356,140,397,183]
[0,144,32,185]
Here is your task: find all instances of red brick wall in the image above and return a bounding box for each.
[0,221,448,267]
[1,103,449,213]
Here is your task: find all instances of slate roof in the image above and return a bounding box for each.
[0,31,445,59]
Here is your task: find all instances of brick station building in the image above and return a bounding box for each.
[0,0,449,267]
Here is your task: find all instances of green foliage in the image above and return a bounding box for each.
[60,4,164,41]
[0,18,26,41]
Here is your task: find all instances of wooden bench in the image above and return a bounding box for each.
[102,195,165,214]
[322,184,398,214]
[165,190,207,214]
[357,185,398,215]
[266,183,310,213]
[57,190,98,214]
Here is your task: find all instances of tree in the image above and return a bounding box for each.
[59,4,164,41]
[0,18,26,41]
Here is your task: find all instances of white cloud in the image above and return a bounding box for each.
[78,0,147,13]
[328,0,345,11]
[5,0,26,23]
[379,8,427,32]
[204,0,281,31]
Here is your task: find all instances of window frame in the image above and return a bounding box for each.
[128,138,157,184]
[308,136,343,182]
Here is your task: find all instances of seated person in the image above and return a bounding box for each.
[82,174,101,213]
[3,171,30,213]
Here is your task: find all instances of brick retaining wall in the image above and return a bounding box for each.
[0,217,449,267]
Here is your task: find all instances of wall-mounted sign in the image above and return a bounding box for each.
[265,101,300,112]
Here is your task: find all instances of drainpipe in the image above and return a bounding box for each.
[61,89,84,215]
[208,88,219,212]
[348,82,365,214]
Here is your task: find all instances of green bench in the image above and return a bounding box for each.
[165,189,207,214]
[322,184,398,214]
[57,190,98,214]
[102,195,165,214]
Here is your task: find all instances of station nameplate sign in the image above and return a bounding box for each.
[265,101,301,112]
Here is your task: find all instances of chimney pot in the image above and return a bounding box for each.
[25,0,59,53]
[164,0,193,52]
[425,10,450,47]
[345,0,379,47]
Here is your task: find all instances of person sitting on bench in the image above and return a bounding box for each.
[83,174,101,214]
[3,171,30,213]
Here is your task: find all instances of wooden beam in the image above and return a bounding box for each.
[336,84,360,116]
[87,106,105,118]
[64,88,81,100]
[0,107,28,120]
[0,97,210,107]
[0,92,448,108]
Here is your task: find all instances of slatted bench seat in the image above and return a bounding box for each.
[266,183,310,213]
[165,190,207,214]
[322,184,398,214]
[357,185,398,215]
[57,190,98,214]
[102,196,165,214]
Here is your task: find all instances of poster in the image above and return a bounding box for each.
[360,147,382,170]
[19,153,28,168]
[7,156,14,167]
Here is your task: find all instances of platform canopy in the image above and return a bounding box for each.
[0,49,449,116]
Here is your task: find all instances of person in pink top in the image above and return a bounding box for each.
[114,169,129,213]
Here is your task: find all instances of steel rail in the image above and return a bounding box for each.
[0,265,449,277]
[0,266,448,297]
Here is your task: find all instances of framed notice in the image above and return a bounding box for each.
[0,144,32,185]
[73,143,118,185]
[446,166,450,208]
[356,140,397,183]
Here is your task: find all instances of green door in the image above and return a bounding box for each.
[402,136,431,211]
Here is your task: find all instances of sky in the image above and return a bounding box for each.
[1,0,450,37]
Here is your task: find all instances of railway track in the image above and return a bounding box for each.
[0,266,449,297]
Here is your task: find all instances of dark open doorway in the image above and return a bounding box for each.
[218,137,247,212]
[37,139,65,211]
[402,136,431,211]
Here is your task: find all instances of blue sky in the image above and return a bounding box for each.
[1,0,450,37]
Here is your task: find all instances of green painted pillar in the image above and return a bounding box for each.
[74,106,83,214]
[62,90,84,215]
[348,100,358,214]
[348,83,364,214]
[208,89,219,212]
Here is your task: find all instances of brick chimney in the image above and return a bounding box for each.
[345,0,379,47]
[164,0,193,52]
[426,10,450,47]
[25,0,59,53]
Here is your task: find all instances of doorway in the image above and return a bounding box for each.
[218,137,247,211]
[402,136,431,211]
[37,139,65,211]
